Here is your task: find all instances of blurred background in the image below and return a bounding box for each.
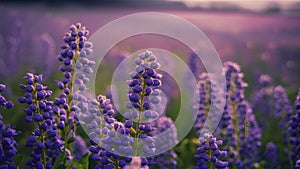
[0,0,299,167]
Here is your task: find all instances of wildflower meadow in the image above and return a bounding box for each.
[0,3,300,169]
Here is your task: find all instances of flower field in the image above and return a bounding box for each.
[0,3,300,169]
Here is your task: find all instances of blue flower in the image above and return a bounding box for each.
[73,136,88,161]
[195,62,261,168]
[124,51,163,167]
[88,95,133,168]
[194,73,212,136]
[150,116,178,169]
[125,50,162,123]
[54,22,95,166]
[250,74,274,130]
[289,88,300,166]
[264,142,278,169]
[296,159,300,169]
[0,84,18,168]
[19,73,63,168]
[195,133,228,169]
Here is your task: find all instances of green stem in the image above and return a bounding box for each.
[33,83,47,167]
[206,139,214,169]
[229,76,241,157]
[62,29,80,166]
[115,159,120,169]
[134,78,146,155]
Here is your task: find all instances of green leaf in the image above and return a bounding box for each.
[52,152,66,169]
[79,153,90,167]
[73,153,90,169]
[14,154,29,168]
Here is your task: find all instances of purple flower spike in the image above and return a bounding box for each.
[19,73,64,168]
[289,88,300,167]
[195,133,228,169]
[0,84,18,168]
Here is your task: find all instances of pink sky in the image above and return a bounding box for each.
[167,0,296,10]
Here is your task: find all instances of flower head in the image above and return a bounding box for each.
[0,84,18,168]
[195,133,228,169]
[150,116,178,169]
[19,73,63,168]
[264,142,278,169]
[289,88,300,166]
[73,136,88,161]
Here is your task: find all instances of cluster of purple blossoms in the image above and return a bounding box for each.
[223,61,248,104]
[188,52,201,78]
[195,133,228,169]
[236,101,261,169]
[221,62,261,168]
[296,159,300,169]
[273,86,293,119]
[123,50,162,166]
[73,136,87,161]
[264,142,279,169]
[272,86,293,163]
[0,85,14,109]
[55,22,92,130]
[19,73,63,169]
[214,62,245,158]
[150,116,178,169]
[123,157,150,169]
[0,84,18,169]
[251,74,294,167]
[54,22,95,164]
[194,73,211,136]
[289,88,300,167]
[88,95,133,168]
[250,74,274,130]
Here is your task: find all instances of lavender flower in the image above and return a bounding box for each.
[89,122,133,169]
[150,116,178,169]
[250,74,274,130]
[73,136,87,161]
[273,86,293,118]
[19,73,63,169]
[218,62,247,153]
[216,62,261,168]
[88,95,133,168]
[237,102,262,169]
[289,88,300,166]
[258,74,273,88]
[296,159,300,169]
[264,142,278,169]
[195,133,228,169]
[0,84,18,168]
[124,50,162,160]
[54,22,94,166]
[194,73,211,136]
[188,52,201,77]
[273,86,293,158]
[124,157,149,169]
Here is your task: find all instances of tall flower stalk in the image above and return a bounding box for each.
[0,84,18,168]
[88,95,133,168]
[53,22,93,166]
[123,50,162,166]
[251,74,274,130]
[150,116,178,169]
[194,73,211,136]
[194,62,261,168]
[264,142,279,169]
[289,88,300,168]
[195,133,228,169]
[19,73,63,168]
[222,62,261,168]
